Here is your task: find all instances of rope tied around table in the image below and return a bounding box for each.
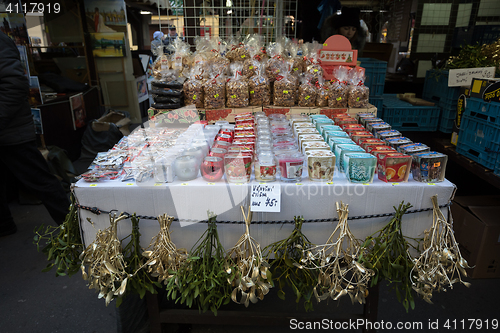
[75,202,453,225]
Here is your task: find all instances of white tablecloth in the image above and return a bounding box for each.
[74,171,456,252]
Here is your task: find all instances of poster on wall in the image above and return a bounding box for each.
[84,0,127,33]
[69,92,86,130]
[136,75,148,103]
[31,108,43,134]
[17,45,29,78]
[0,11,29,46]
[29,76,43,105]
[90,32,125,57]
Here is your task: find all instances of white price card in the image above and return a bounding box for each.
[448,67,495,87]
[250,184,281,213]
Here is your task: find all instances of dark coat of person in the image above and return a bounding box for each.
[0,31,36,146]
[320,7,367,52]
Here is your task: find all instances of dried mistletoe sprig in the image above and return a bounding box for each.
[263,216,317,312]
[410,195,472,304]
[358,201,417,312]
[80,213,129,306]
[119,214,162,306]
[227,206,272,307]
[34,193,82,277]
[164,211,235,315]
[300,202,374,304]
[142,214,188,285]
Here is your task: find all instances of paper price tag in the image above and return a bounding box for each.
[391,183,400,186]
[192,95,197,100]
[362,183,370,186]
[305,96,310,100]
[314,69,318,72]
[427,183,436,186]
[283,90,289,94]
[249,66,254,70]
[323,43,328,47]
[241,54,246,58]
[207,183,215,185]
[326,182,334,185]
[231,95,237,98]
[214,94,219,98]
[250,184,281,212]
[89,184,97,187]
[154,183,163,186]
[433,162,441,167]
[126,183,134,186]
[250,90,255,94]
[295,183,303,186]
[181,183,188,186]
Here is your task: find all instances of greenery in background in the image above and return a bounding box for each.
[118,215,162,307]
[33,194,82,277]
[164,212,235,315]
[358,202,419,313]
[263,216,318,312]
[446,40,500,77]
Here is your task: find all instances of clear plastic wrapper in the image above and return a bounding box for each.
[183,66,205,108]
[305,41,323,83]
[226,36,250,62]
[152,46,171,80]
[226,63,249,108]
[166,38,192,78]
[348,71,369,108]
[265,42,284,82]
[203,69,226,109]
[273,63,296,107]
[327,66,349,108]
[315,77,330,107]
[298,74,317,107]
[286,42,303,76]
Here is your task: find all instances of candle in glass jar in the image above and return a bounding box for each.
[224,153,253,183]
[173,155,199,181]
[255,151,277,182]
[201,156,224,181]
[276,153,305,182]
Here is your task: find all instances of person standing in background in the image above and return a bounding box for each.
[321,7,367,53]
[0,31,70,237]
[150,30,164,61]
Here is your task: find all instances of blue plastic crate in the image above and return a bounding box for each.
[423,70,460,108]
[439,102,457,133]
[456,115,500,169]
[369,96,383,113]
[358,58,387,97]
[464,97,500,127]
[382,94,440,131]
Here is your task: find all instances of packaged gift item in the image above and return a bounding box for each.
[208,37,230,69]
[306,150,335,182]
[411,151,448,183]
[167,38,193,78]
[334,144,365,172]
[226,64,249,108]
[359,138,384,151]
[328,137,355,151]
[276,152,305,182]
[315,77,330,107]
[286,41,304,76]
[224,153,252,183]
[152,47,170,80]
[305,41,323,82]
[183,66,205,108]
[226,35,250,62]
[298,75,317,107]
[398,143,430,155]
[328,66,349,108]
[248,62,271,106]
[376,129,401,141]
[376,153,412,183]
[255,150,277,182]
[344,153,377,183]
[369,122,391,134]
[302,141,330,153]
[356,113,376,124]
[273,63,296,107]
[347,70,369,108]
[363,117,384,128]
[203,67,226,109]
[265,42,284,82]
[385,137,413,150]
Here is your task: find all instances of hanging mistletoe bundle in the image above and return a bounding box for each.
[301,202,373,304]
[227,206,273,307]
[34,193,82,277]
[263,216,317,312]
[120,215,162,306]
[80,213,129,306]
[142,214,188,285]
[410,195,472,304]
[358,201,417,312]
[164,211,235,315]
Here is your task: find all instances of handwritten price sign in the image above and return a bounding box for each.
[250,184,281,212]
